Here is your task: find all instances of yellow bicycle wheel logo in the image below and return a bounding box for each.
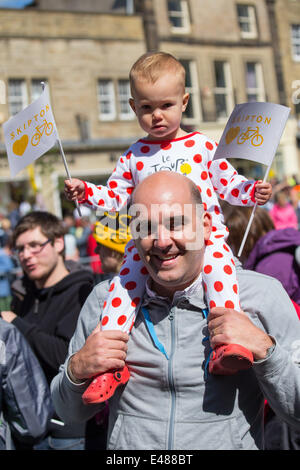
[31,119,54,146]
[237,126,263,147]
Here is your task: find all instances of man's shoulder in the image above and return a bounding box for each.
[65,260,94,281]
[92,278,110,301]
[237,265,283,289]
[236,265,294,316]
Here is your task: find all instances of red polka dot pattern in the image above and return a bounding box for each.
[112,297,122,307]
[117,315,127,326]
[214,281,223,292]
[161,142,172,150]
[193,154,202,163]
[224,265,232,275]
[231,188,239,198]
[131,297,140,307]
[205,141,214,151]
[185,139,195,147]
[213,251,223,258]
[120,268,130,276]
[204,265,212,274]
[219,161,228,171]
[125,281,137,291]
[123,171,132,180]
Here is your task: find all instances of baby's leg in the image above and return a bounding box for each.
[203,235,240,311]
[101,239,148,334]
[82,240,148,405]
[203,234,253,375]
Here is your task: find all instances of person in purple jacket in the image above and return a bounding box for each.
[222,204,300,306]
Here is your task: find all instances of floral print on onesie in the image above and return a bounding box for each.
[79,132,257,332]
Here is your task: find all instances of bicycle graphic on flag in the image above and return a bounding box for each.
[237,126,264,147]
[31,119,54,146]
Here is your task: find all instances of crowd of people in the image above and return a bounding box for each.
[0,51,299,451]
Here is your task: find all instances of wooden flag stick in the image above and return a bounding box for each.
[56,137,82,218]
[237,163,271,258]
[40,82,82,218]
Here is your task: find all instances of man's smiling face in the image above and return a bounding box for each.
[131,172,212,298]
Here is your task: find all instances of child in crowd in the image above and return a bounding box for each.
[65,52,271,404]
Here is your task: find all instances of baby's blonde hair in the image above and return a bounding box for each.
[129,52,186,93]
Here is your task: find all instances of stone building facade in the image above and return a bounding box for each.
[0,0,299,215]
[0,5,145,215]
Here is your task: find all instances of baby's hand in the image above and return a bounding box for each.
[64,178,85,201]
[254,180,272,205]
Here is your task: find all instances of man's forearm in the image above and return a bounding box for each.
[254,340,300,428]
[51,359,104,425]
[252,333,275,361]
[67,354,87,385]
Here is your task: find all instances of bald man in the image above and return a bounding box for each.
[51,172,300,450]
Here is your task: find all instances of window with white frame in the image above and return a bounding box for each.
[117,79,135,120]
[97,79,116,121]
[291,25,300,61]
[245,62,265,102]
[8,79,28,116]
[237,4,257,39]
[167,0,190,33]
[214,61,234,120]
[180,59,201,123]
[31,79,48,102]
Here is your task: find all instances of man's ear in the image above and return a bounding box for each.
[203,211,212,241]
[129,98,136,114]
[54,237,65,256]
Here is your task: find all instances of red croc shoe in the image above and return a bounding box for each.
[209,344,254,375]
[82,366,130,404]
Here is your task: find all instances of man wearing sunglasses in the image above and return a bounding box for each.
[1,211,94,450]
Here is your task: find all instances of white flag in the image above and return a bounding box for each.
[3,87,58,177]
[213,102,290,166]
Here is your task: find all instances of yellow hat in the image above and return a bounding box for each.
[93,211,131,254]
